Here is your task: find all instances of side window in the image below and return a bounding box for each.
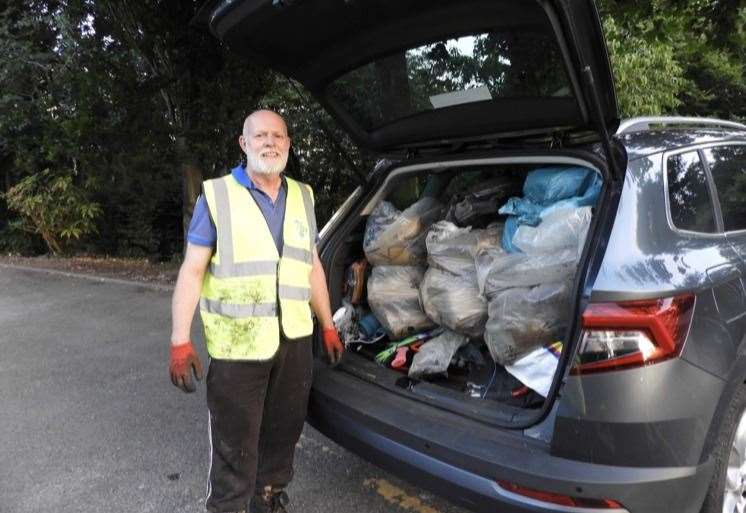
[667,151,716,233]
[703,145,746,232]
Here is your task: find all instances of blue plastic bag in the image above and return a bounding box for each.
[499,167,601,253]
[540,173,602,216]
[522,166,598,204]
[501,217,521,253]
[498,197,544,227]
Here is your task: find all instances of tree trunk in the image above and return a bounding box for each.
[40,229,62,256]
[176,135,203,254]
[1,153,15,232]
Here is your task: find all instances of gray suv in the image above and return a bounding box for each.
[199,1,746,512]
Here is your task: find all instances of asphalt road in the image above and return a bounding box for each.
[0,265,470,513]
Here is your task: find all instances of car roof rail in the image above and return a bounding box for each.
[616,116,746,135]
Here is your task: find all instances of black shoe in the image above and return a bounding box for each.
[249,486,289,513]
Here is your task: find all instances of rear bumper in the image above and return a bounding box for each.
[307,364,715,513]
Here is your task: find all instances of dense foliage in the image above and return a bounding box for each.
[0,1,743,258]
[600,0,745,119]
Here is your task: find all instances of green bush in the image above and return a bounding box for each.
[3,169,102,255]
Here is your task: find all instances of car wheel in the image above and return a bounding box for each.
[701,385,746,513]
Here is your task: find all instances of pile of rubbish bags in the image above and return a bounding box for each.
[341,166,600,400]
[363,197,444,338]
[419,221,501,338]
[478,166,597,366]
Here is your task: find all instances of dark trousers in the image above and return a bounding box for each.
[205,336,313,513]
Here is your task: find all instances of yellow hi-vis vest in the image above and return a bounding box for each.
[199,173,317,360]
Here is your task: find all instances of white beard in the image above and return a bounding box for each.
[246,148,288,176]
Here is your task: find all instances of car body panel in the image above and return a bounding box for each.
[591,153,739,301]
[309,361,715,513]
[730,233,746,265]
[591,140,746,382]
[553,357,725,467]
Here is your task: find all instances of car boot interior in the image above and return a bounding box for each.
[323,159,602,422]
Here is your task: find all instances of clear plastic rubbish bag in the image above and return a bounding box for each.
[408,329,468,378]
[364,197,444,266]
[484,281,570,365]
[332,300,357,345]
[425,221,502,276]
[505,342,563,397]
[419,267,487,338]
[367,265,435,339]
[512,207,592,255]
[333,303,387,347]
[363,201,400,250]
[475,247,579,297]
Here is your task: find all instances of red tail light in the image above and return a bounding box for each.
[571,294,695,375]
[497,481,626,510]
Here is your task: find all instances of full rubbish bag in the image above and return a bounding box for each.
[364,198,444,266]
[367,265,435,339]
[499,166,601,253]
[409,329,469,378]
[484,281,570,365]
[419,267,487,338]
[475,208,591,297]
[512,207,592,255]
[475,247,579,297]
[524,166,600,205]
[425,221,502,277]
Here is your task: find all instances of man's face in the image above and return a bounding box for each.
[240,111,290,176]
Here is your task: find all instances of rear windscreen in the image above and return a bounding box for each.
[326,29,573,130]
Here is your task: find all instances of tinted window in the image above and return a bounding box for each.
[667,151,716,232]
[703,145,746,232]
[327,30,572,130]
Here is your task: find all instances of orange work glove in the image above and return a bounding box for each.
[322,327,344,366]
[169,341,204,393]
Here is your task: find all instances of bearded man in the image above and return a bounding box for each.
[168,109,344,513]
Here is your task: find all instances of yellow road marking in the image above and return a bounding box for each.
[364,478,442,513]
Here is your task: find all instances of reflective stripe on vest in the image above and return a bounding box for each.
[200,174,316,360]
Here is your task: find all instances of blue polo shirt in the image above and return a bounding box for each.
[187,165,288,253]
